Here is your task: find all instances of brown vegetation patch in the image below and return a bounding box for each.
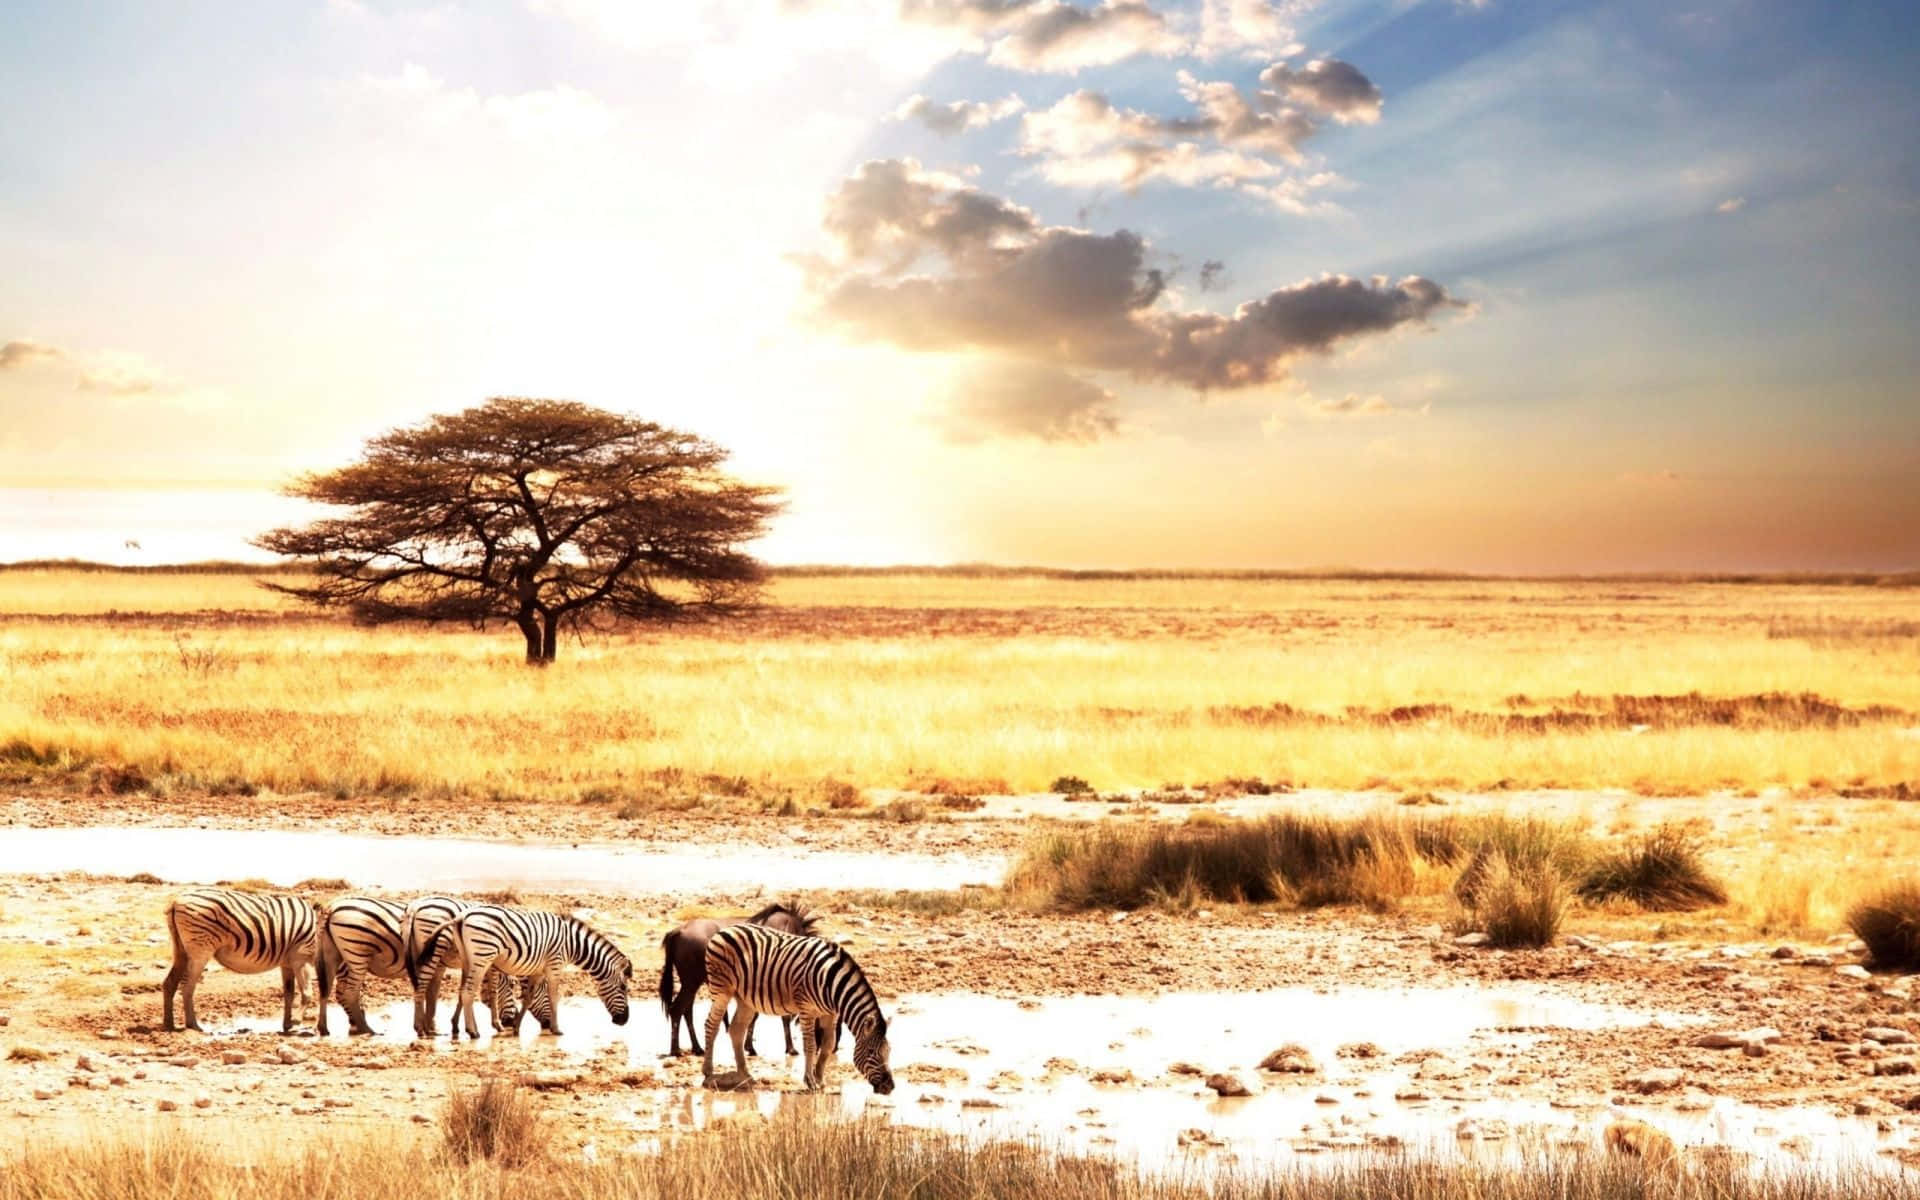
[1208,692,1906,733]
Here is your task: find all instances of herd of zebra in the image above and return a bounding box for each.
[159,887,895,1095]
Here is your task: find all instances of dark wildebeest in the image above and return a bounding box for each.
[659,901,831,1057]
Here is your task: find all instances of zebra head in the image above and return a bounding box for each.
[853,1015,894,1095]
[598,947,634,1026]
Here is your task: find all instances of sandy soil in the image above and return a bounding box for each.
[3,788,1919,1167]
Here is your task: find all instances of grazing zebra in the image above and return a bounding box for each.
[422,905,632,1040]
[398,896,551,1037]
[162,887,318,1034]
[319,895,544,1036]
[701,923,893,1094]
[658,901,827,1057]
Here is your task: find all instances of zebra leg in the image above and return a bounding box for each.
[701,990,730,1085]
[179,954,211,1033]
[783,1015,798,1056]
[456,948,493,1041]
[280,963,298,1034]
[540,965,562,1036]
[162,945,189,1032]
[342,964,375,1036]
[725,1001,757,1085]
[800,1017,820,1089]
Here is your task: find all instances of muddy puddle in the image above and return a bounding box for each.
[0,826,1006,895]
[303,987,1908,1174]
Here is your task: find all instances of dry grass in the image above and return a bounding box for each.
[1847,881,1920,970]
[1578,826,1727,911]
[1,571,1915,800]
[1461,853,1570,948]
[0,1112,1907,1200]
[442,1079,548,1166]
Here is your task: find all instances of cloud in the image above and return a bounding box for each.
[1258,59,1383,124]
[1304,392,1430,417]
[893,92,1026,135]
[1198,259,1226,290]
[1716,196,1747,213]
[0,340,64,370]
[76,352,170,396]
[809,160,1466,401]
[1017,74,1361,209]
[361,63,614,142]
[938,361,1120,442]
[897,0,1181,72]
[1197,0,1302,60]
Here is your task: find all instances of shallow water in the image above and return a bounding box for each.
[318,987,1909,1174]
[0,825,1005,895]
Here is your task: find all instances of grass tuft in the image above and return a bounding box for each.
[442,1078,547,1167]
[1578,825,1727,911]
[1462,852,1569,948]
[1847,881,1920,970]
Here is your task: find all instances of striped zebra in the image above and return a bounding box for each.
[399,896,552,1038]
[701,923,893,1094]
[162,887,318,1034]
[318,895,545,1036]
[422,905,631,1040]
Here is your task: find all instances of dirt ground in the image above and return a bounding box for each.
[3,788,1919,1168]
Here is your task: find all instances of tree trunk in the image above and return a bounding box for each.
[518,615,545,665]
[540,613,560,663]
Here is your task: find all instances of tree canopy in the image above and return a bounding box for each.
[255,397,782,662]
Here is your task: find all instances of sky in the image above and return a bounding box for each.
[1,0,1916,572]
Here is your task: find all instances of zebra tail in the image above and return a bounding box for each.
[658,930,679,1016]
[409,924,447,993]
[316,919,337,1002]
[164,898,186,960]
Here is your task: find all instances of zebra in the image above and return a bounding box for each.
[658,900,827,1057]
[162,887,318,1034]
[318,895,546,1036]
[701,923,894,1094]
[421,905,632,1040]
[398,896,552,1037]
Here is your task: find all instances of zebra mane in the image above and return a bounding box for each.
[559,911,630,966]
[747,899,819,936]
[827,940,885,1036]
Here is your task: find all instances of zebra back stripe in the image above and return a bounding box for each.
[168,888,317,969]
[706,923,885,1037]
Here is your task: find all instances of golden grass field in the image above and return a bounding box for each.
[1,566,1915,801]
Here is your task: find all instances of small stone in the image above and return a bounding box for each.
[75,1055,97,1072]
[410,1113,432,1124]
[1089,1068,1133,1085]
[959,1096,1002,1109]
[1259,1044,1319,1074]
[1337,1042,1383,1059]
[1393,1087,1430,1102]
[1453,932,1490,947]
[220,1051,247,1065]
[1168,1061,1204,1076]
[32,1086,61,1101]
[1626,1067,1685,1094]
[0,1011,11,1027]
[1771,946,1798,959]
[156,1098,179,1112]
[1873,1059,1917,1077]
[1867,1027,1916,1045]
[1836,965,1872,980]
[274,1047,305,1065]
[323,1097,352,1108]
[1742,1041,1768,1058]
[192,1092,212,1109]
[165,1055,200,1068]
[109,1075,128,1086]
[1204,1073,1251,1097]
[1314,1092,1340,1104]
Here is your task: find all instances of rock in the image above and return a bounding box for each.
[1108,912,1128,924]
[1258,1044,1319,1074]
[75,1054,97,1072]
[1867,1027,1916,1045]
[0,1011,10,1026]
[1167,1061,1204,1076]
[192,1092,212,1109]
[274,1047,305,1065]
[518,1070,583,1090]
[1873,1059,1917,1077]
[1089,1068,1133,1085]
[1314,1092,1340,1104]
[32,1086,61,1101]
[1337,1042,1384,1059]
[959,1096,1002,1109]
[1836,965,1872,980]
[1204,1073,1251,1097]
[220,1051,247,1065]
[324,1097,352,1108]
[1393,1087,1429,1102]
[410,1113,432,1124]
[156,1098,179,1112]
[1743,1041,1768,1058]
[165,1055,200,1068]
[1771,946,1799,959]
[1627,1067,1685,1094]
[1676,1093,1713,1112]
[1453,932,1490,947]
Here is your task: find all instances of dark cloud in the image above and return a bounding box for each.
[1258,58,1383,124]
[811,160,1466,399]
[939,361,1120,443]
[893,92,1025,135]
[0,340,64,370]
[1198,259,1226,290]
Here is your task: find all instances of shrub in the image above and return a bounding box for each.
[7,1046,50,1062]
[1049,775,1094,795]
[1848,881,1920,969]
[442,1077,547,1166]
[1465,852,1568,949]
[1578,825,1727,911]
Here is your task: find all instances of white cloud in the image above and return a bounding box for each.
[893,92,1026,135]
[1716,196,1747,214]
[361,63,614,142]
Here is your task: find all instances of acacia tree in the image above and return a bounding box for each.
[255,397,783,663]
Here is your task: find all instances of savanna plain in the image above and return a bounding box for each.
[4,565,1920,1198]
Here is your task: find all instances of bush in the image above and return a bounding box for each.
[1466,852,1568,949]
[1578,825,1726,911]
[1848,881,1920,970]
[1050,775,1094,795]
[442,1078,547,1166]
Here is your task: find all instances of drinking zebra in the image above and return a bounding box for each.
[162,887,318,1034]
[319,895,545,1036]
[701,923,893,1094]
[400,896,551,1038]
[658,901,823,1057]
[421,905,632,1039]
